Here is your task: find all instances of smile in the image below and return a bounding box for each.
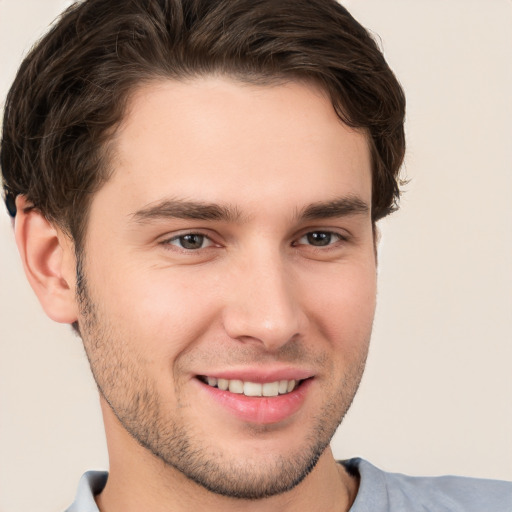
[198,376,302,397]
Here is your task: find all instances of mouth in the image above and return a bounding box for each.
[197,376,304,397]
[196,373,313,424]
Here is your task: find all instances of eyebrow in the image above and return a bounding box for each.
[130,195,369,225]
[130,199,243,223]
[297,195,369,221]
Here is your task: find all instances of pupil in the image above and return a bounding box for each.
[181,234,204,249]
[307,232,331,246]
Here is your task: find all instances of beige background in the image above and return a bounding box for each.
[1,1,511,511]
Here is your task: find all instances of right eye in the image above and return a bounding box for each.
[164,233,214,250]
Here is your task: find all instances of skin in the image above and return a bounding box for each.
[16,77,376,511]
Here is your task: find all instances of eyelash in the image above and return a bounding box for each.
[162,230,348,252]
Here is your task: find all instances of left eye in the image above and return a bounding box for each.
[297,231,343,247]
[166,234,213,250]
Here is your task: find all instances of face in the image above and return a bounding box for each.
[76,77,376,499]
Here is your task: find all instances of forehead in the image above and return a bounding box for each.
[94,76,371,221]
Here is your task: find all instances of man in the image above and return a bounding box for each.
[1,0,511,510]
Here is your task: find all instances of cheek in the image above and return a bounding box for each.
[303,261,377,346]
[87,245,376,363]
[94,265,222,356]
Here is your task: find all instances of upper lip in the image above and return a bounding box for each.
[196,366,315,383]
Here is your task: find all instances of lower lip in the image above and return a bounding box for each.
[197,379,312,424]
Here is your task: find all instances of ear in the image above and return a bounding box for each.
[14,196,79,324]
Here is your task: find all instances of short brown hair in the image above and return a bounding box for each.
[1,0,405,248]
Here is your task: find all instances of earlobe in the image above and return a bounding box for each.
[14,196,79,324]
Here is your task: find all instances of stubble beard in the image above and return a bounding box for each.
[76,265,369,500]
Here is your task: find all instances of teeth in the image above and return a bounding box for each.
[203,377,300,396]
[217,378,229,391]
[262,382,279,397]
[228,379,244,394]
[244,382,263,397]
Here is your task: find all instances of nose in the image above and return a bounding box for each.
[222,247,307,351]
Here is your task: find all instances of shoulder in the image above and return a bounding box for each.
[65,471,108,512]
[341,458,512,512]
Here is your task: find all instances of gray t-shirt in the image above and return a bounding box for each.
[66,458,512,511]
